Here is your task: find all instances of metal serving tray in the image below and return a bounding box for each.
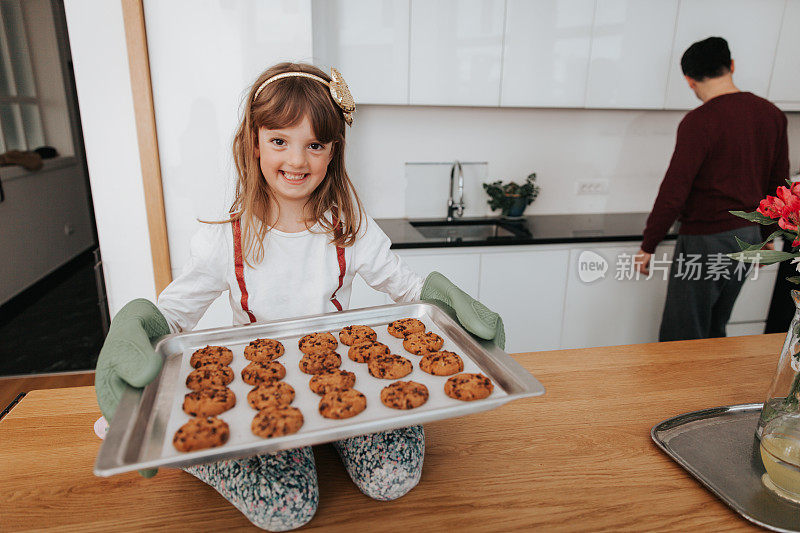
[95,301,545,476]
[652,404,800,532]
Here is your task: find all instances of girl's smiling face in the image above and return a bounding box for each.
[255,115,333,208]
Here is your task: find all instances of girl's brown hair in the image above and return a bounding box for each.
[221,62,363,265]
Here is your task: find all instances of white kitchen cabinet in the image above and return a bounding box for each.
[311,0,410,104]
[663,0,785,110]
[768,0,800,110]
[728,263,780,324]
[478,248,570,353]
[350,237,778,352]
[348,248,482,308]
[399,249,481,295]
[560,242,675,349]
[585,0,678,109]
[501,0,594,108]
[408,0,505,106]
[727,322,766,336]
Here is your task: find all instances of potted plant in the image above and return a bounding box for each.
[482,173,540,218]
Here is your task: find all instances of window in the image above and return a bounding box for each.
[0,0,45,152]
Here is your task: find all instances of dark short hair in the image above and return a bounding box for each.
[680,37,731,81]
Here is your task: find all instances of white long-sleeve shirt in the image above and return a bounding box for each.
[157,213,424,333]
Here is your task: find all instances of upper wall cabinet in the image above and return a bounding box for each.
[664,0,785,110]
[312,0,798,111]
[585,0,678,109]
[768,0,800,110]
[501,0,593,107]
[312,0,410,105]
[408,0,505,106]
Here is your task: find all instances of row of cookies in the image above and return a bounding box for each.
[299,331,368,418]
[174,346,237,452]
[243,339,306,440]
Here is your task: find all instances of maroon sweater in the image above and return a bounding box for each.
[641,92,789,253]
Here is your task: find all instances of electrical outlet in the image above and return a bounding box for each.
[576,179,610,195]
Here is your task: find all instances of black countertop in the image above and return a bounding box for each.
[377,212,678,249]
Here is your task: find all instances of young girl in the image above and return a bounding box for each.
[95,62,504,531]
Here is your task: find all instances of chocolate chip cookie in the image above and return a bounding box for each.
[419,350,464,376]
[244,338,285,363]
[182,386,236,417]
[189,345,234,368]
[241,360,287,386]
[444,373,494,401]
[298,351,342,375]
[251,406,304,438]
[185,364,235,391]
[402,331,444,355]
[309,369,356,395]
[247,381,295,410]
[318,389,367,419]
[173,416,230,452]
[380,381,429,410]
[298,332,338,354]
[338,325,377,346]
[387,318,425,338]
[367,353,413,379]
[347,340,390,363]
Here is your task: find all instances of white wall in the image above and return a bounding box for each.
[143,0,314,274]
[63,0,156,315]
[347,105,800,218]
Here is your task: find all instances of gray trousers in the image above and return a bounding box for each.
[659,226,761,342]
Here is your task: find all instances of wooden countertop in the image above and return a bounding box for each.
[1,334,783,531]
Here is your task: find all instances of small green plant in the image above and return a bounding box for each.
[483,173,540,216]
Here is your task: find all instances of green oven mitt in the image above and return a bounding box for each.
[420,271,506,350]
[95,298,170,478]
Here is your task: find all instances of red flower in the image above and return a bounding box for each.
[779,213,799,232]
[757,196,784,219]
[768,185,800,232]
[777,186,800,211]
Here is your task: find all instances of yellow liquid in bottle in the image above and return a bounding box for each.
[760,433,800,499]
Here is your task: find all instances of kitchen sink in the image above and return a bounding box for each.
[410,219,517,240]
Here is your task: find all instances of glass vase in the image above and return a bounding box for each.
[757,290,800,439]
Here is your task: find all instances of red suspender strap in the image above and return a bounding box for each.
[330,208,346,312]
[231,217,257,323]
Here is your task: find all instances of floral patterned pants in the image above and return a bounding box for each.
[184,425,425,531]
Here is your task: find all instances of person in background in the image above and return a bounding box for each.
[634,36,789,341]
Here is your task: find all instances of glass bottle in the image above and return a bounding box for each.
[757,290,800,438]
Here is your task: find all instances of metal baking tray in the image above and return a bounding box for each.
[95,301,545,476]
[652,403,800,532]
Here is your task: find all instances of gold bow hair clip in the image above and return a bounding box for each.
[253,67,356,126]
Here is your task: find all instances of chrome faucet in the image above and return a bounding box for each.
[447,160,465,221]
